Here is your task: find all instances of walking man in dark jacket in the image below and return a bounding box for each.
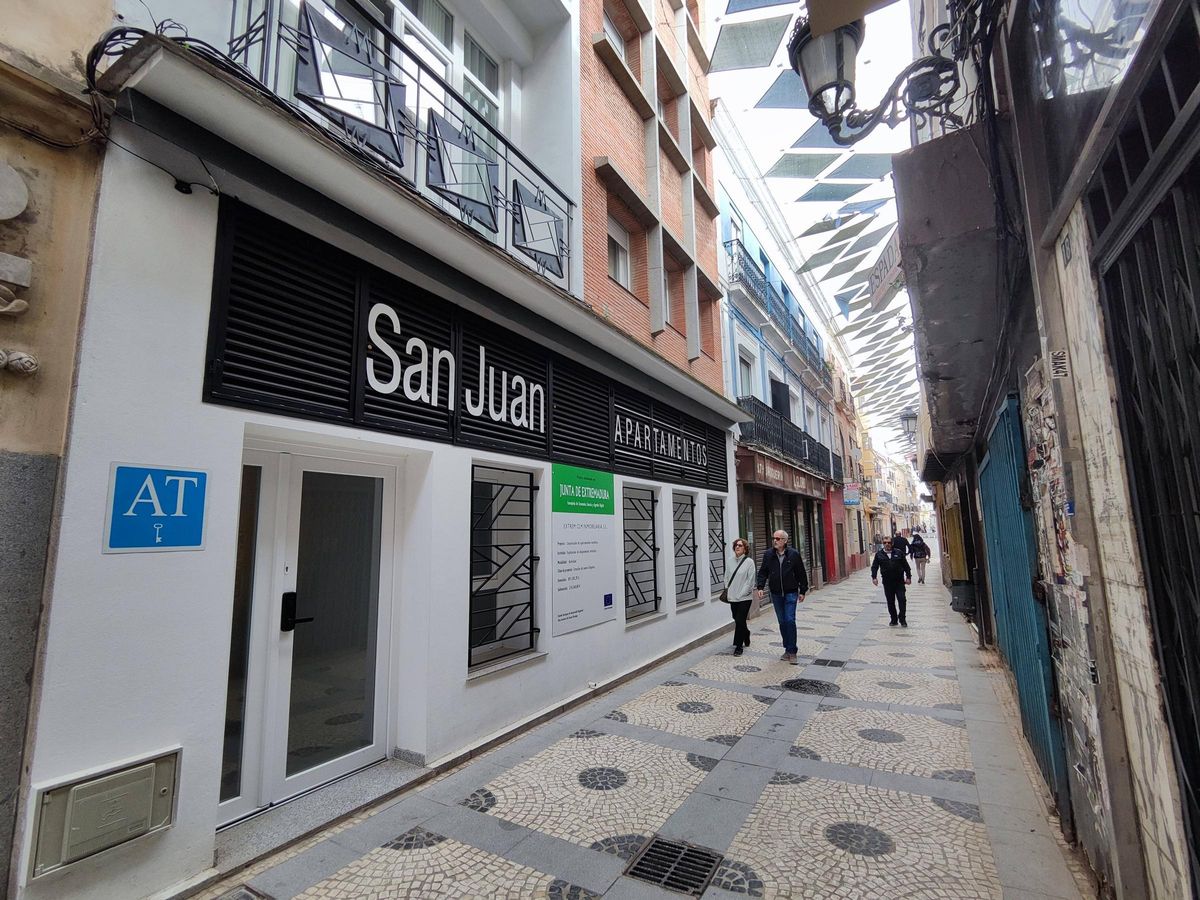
[872,537,912,627]
[755,530,808,664]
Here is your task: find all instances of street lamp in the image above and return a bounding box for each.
[899,408,918,436]
[787,15,962,145]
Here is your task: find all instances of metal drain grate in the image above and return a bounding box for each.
[624,836,723,895]
[217,887,271,900]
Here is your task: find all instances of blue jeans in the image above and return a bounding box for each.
[771,591,798,655]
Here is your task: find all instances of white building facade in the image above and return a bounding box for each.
[9,2,741,897]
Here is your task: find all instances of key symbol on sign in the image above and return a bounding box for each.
[153,523,164,544]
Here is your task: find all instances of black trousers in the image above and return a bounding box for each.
[883,582,907,622]
[730,599,752,647]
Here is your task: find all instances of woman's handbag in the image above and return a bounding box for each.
[720,557,749,603]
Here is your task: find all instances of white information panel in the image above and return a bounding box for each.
[551,464,619,635]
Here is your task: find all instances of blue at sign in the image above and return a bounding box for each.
[105,465,208,552]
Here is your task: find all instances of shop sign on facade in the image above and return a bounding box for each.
[205,201,727,491]
[104,464,207,552]
[550,464,618,635]
[844,482,861,505]
[735,449,823,498]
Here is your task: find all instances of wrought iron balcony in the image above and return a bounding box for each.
[879,490,895,504]
[725,240,832,389]
[736,395,832,481]
[224,0,573,291]
[832,453,844,485]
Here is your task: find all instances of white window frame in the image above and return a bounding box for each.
[607,215,631,289]
[662,267,672,325]
[462,30,502,129]
[737,354,755,398]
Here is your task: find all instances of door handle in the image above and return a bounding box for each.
[281,591,315,632]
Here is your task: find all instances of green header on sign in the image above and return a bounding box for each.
[552,464,615,515]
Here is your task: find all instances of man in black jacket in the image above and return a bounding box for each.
[872,537,912,627]
[755,530,809,664]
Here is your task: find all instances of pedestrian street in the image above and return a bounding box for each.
[200,561,1093,900]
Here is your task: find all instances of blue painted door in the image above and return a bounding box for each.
[978,397,1072,811]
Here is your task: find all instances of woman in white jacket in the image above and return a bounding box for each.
[723,538,757,656]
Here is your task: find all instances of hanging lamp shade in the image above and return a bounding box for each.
[788,18,865,121]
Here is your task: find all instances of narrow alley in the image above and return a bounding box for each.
[199,554,1090,900]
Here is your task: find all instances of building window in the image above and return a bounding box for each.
[604,11,626,60]
[607,215,630,288]
[662,269,672,325]
[469,465,536,667]
[674,493,698,604]
[738,355,754,397]
[708,497,726,593]
[463,33,500,127]
[623,486,659,619]
[399,0,453,48]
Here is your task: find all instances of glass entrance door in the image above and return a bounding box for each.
[219,451,395,824]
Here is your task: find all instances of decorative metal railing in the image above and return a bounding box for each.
[623,487,659,619]
[879,490,895,504]
[469,465,538,667]
[226,0,573,292]
[725,239,833,389]
[736,395,832,481]
[674,494,699,605]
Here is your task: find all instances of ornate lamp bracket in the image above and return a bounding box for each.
[796,22,964,146]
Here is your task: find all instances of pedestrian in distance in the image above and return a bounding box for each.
[755,530,808,664]
[872,537,912,627]
[721,538,757,656]
[890,528,910,559]
[910,532,930,584]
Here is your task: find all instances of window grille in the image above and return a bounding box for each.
[469,465,537,666]
[708,497,726,593]
[674,494,698,604]
[623,486,659,619]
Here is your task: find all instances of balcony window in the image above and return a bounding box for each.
[463,32,500,127]
[738,355,754,397]
[608,215,631,288]
[399,0,453,48]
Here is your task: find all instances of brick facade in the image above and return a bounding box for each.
[580,0,723,393]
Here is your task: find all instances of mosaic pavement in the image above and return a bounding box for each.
[722,778,1000,899]
[468,731,705,849]
[793,705,973,777]
[606,682,768,742]
[201,556,1089,900]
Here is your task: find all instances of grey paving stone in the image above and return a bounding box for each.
[774,757,873,787]
[602,874,694,900]
[694,759,776,804]
[979,801,1054,837]
[247,837,364,898]
[989,828,1082,897]
[417,759,513,805]
[868,769,979,802]
[423,804,533,855]
[503,830,626,894]
[591,718,731,759]
[761,695,820,722]
[974,768,1048,812]
[721,734,792,768]
[657,791,754,851]
[330,795,449,853]
[744,714,805,743]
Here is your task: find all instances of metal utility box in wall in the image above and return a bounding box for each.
[30,750,179,879]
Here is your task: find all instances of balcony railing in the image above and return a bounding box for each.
[223,0,573,291]
[832,453,844,485]
[725,240,832,389]
[879,491,895,504]
[736,396,832,480]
